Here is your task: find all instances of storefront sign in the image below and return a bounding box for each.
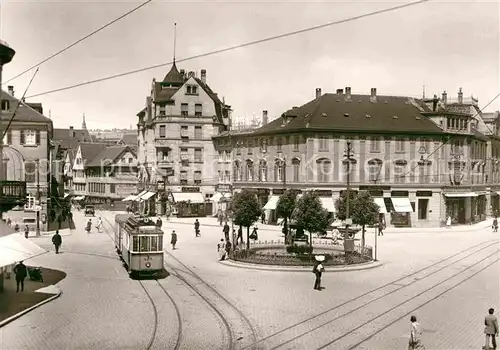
[312,190,332,197]
[215,184,232,193]
[272,189,286,195]
[416,191,433,197]
[245,188,270,195]
[182,187,200,193]
[368,190,384,197]
[359,185,391,191]
[391,190,409,197]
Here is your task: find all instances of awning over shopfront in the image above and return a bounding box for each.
[211,193,231,202]
[74,196,85,200]
[373,197,388,214]
[319,197,336,213]
[63,193,70,199]
[133,190,148,202]
[444,192,477,198]
[0,233,47,269]
[263,196,280,210]
[122,195,137,202]
[139,192,156,201]
[172,192,205,204]
[476,191,488,195]
[391,197,413,213]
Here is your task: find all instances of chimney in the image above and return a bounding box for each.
[370,88,377,102]
[146,97,152,122]
[458,87,463,104]
[336,89,343,95]
[69,126,74,137]
[180,69,185,76]
[201,69,207,83]
[442,90,447,105]
[7,85,14,96]
[315,88,322,99]
[345,86,351,100]
[262,110,268,125]
[432,94,439,112]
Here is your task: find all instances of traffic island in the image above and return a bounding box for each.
[0,267,67,326]
[224,242,382,272]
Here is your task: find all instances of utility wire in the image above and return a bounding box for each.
[3,0,154,85]
[1,67,40,139]
[26,0,429,99]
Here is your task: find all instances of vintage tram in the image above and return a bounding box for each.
[114,214,164,277]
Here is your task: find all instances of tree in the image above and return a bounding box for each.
[291,192,329,254]
[231,189,261,250]
[335,191,379,249]
[276,189,299,244]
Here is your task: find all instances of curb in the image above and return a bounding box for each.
[219,259,383,272]
[0,286,62,328]
[165,220,279,232]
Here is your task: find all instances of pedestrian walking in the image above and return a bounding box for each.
[86,219,92,234]
[13,261,27,293]
[446,215,452,228]
[236,226,243,245]
[95,217,103,233]
[377,222,384,236]
[225,239,232,258]
[261,211,265,224]
[14,223,19,232]
[493,217,498,233]
[171,230,177,250]
[52,230,62,254]
[217,239,226,261]
[6,217,11,226]
[484,308,499,350]
[408,315,425,349]
[223,222,230,241]
[194,219,200,237]
[313,255,325,290]
[250,226,258,241]
[156,217,163,229]
[24,225,29,239]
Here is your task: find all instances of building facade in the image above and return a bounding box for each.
[214,87,497,228]
[1,86,53,231]
[137,63,231,217]
[71,143,138,205]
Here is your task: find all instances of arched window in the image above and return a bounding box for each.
[246,159,254,181]
[317,158,332,183]
[393,159,407,184]
[292,157,300,182]
[367,159,382,183]
[233,160,242,181]
[274,158,284,182]
[259,160,267,182]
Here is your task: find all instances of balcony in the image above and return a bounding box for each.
[0,181,27,212]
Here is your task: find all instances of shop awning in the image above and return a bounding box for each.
[444,192,477,198]
[63,193,70,199]
[373,197,388,214]
[134,190,149,201]
[0,233,47,269]
[74,196,85,201]
[122,195,137,202]
[476,191,488,196]
[319,197,336,213]
[391,197,413,213]
[496,191,500,195]
[263,196,280,210]
[139,192,156,201]
[211,193,231,202]
[172,192,205,204]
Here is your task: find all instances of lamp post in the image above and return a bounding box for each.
[36,158,41,236]
[343,142,354,227]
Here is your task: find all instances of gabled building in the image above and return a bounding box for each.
[72,143,138,204]
[213,87,495,228]
[137,63,231,217]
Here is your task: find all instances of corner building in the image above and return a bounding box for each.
[214,87,499,228]
[137,64,231,217]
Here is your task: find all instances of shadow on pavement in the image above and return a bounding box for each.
[0,267,67,323]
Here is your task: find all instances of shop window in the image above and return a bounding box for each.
[418,198,429,220]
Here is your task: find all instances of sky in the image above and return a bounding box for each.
[0,0,498,130]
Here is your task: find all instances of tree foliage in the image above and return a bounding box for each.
[276,189,300,243]
[292,192,329,235]
[232,189,262,249]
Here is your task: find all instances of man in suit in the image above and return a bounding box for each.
[13,261,27,292]
[484,308,499,349]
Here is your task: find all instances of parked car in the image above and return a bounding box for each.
[84,205,95,217]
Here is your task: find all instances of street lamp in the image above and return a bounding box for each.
[35,158,41,236]
[342,142,354,227]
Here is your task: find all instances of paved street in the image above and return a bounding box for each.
[1,211,499,349]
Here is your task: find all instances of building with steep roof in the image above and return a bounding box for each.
[213,87,496,228]
[137,63,231,216]
[71,143,138,204]
[1,87,55,231]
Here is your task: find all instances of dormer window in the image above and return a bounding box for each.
[159,105,166,116]
[1,99,9,111]
[186,85,198,95]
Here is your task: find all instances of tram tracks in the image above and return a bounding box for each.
[163,249,259,350]
[243,239,500,349]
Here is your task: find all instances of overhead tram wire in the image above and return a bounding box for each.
[2,0,154,85]
[26,0,429,99]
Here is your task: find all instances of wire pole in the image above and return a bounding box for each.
[36,158,41,236]
[345,142,352,224]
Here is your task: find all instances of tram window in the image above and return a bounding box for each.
[150,236,158,251]
[132,236,139,252]
[158,235,163,250]
[140,236,149,252]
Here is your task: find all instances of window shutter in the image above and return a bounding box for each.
[6,130,12,145]
[36,130,41,145]
[20,130,25,144]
